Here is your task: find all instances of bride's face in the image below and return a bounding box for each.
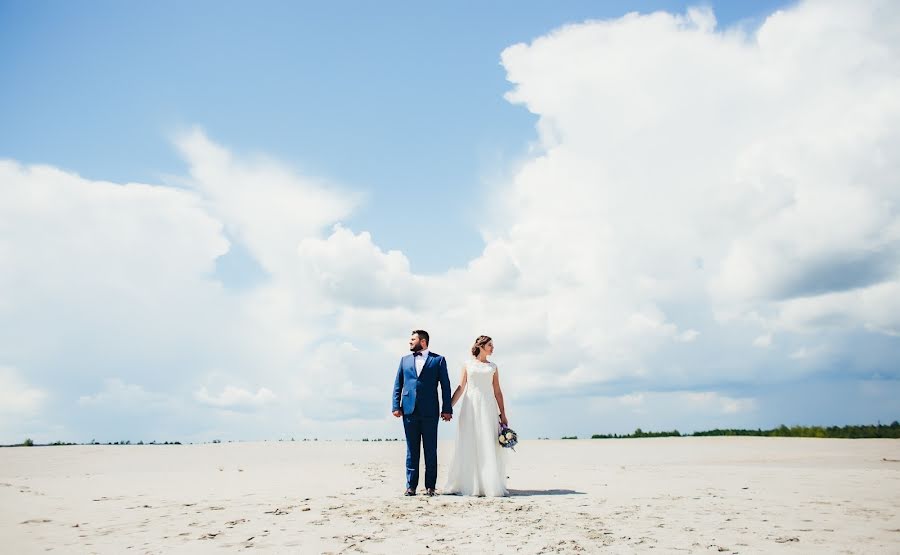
[484,341,494,355]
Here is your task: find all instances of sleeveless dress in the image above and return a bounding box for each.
[443,359,508,497]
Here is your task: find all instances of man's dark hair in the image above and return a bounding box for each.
[412,329,430,345]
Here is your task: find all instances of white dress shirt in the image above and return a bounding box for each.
[415,349,429,376]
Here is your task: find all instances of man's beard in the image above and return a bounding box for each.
[410,344,423,352]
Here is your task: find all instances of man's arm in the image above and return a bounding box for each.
[439,356,452,418]
[392,361,404,416]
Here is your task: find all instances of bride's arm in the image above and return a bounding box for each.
[450,367,468,406]
[492,368,507,426]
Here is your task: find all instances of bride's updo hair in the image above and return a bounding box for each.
[471,335,492,357]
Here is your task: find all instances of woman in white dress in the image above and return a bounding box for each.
[443,335,509,497]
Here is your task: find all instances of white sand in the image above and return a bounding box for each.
[2,437,899,553]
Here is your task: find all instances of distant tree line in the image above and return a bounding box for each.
[591,428,682,439]
[589,421,900,440]
[2,437,405,448]
[691,422,900,439]
[1,439,185,447]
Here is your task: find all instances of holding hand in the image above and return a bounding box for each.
[441,412,452,422]
[499,413,508,427]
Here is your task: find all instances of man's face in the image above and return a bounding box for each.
[409,334,425,352]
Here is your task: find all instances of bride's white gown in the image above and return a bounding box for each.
[444,359,508,497]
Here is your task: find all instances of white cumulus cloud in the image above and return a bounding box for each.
[0,367,45,416]
[194,386,276,410]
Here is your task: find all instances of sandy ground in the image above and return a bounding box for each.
[1,437,899,554]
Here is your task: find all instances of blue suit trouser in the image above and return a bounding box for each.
[402,414,438,490]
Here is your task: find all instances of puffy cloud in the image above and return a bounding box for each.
[591,391,756,416]
[0,367,45,417]
[463,0,900,395]
[78,379,166,406]
[683,392,757,415]
[194,385,276,410]
[753,333,773,348]
[0,158,233,386]
[297,225,422,308]
[0,127,374,438]
[174,128,358,275]
[775,281,900,336]
[0,367,47,441]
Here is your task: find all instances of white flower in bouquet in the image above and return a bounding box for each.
[499,423,519,451]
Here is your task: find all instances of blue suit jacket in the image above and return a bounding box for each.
[392,351,453,417]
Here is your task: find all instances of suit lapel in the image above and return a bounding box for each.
[421,353,436,375]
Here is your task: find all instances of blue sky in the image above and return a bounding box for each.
[2,0,899,443]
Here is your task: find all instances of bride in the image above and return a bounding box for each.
[443,335,509,497]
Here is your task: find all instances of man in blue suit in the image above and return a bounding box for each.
[392,329,453,496]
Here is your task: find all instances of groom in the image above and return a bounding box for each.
[392,329,453,496]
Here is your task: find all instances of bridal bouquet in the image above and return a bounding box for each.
[499,423,518,451]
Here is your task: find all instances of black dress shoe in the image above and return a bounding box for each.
[425,488,436,497]
[404,488,416,496]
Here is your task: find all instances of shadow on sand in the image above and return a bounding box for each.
[507,488,584,496]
